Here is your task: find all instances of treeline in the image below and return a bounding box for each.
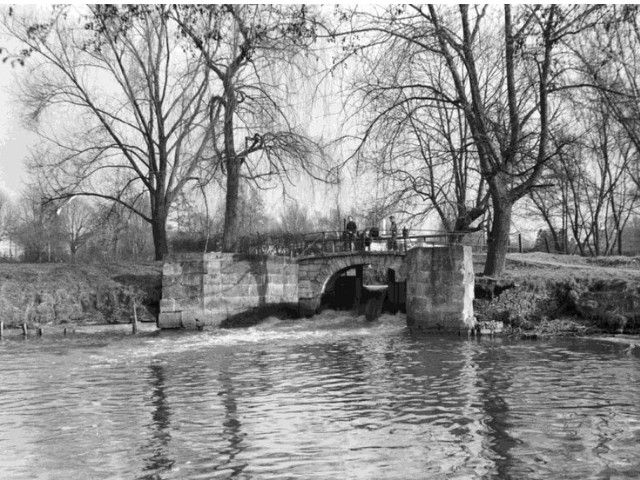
[0,185,352,262]
[2,5,640,274]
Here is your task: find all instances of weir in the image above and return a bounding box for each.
[158,246,475,333]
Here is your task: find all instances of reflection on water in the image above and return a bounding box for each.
[0,312,639,479]
[140,363,174,479]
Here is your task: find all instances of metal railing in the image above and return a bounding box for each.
[172,229,527,258]
[232,229,515,258]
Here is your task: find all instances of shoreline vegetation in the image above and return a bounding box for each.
[0,252,638,339]
[474,252,640,338]
[0,262,162,335]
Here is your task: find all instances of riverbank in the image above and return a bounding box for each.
[1,253,639,338]
[475,252,640,337]
[0,262,161,334]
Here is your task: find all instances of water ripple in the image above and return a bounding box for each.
[0,313,639,479]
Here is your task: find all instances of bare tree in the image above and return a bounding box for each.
[574,6,640,193]
[279,201,314,234]
[172,4,332,251]
[345,11,488,236]
[4,5,213,260]
[529,104,638,256]
[335,5,597,274]
[55,197,98,260]
[8,185,66,262]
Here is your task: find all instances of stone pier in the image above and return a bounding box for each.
[405,246,475,332]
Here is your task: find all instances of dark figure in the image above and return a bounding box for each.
[345,216,357,251]
[389,215,398,251]
[402,227,409,252]
[364,229,372,251]
[357,231,367,252]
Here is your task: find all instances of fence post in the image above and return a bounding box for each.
[0,321,3,339]
[518,233,523,253]
[322,231,326,253]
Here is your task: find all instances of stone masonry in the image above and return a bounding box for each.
[159,247,474,332]
[159,252,298,329]
[405,246,475,332]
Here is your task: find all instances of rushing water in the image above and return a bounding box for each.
[1,312,639,480]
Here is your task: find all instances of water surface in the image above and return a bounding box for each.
[1,312,639,479]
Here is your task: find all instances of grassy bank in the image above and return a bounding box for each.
[0,262,162,329]
[475,252,640,337]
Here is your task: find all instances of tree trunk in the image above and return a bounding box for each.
[617,229,623,255]
[222,158,240,252]
[151,205,169,261]
[483,200,512,276]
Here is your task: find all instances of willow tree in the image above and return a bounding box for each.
[4,5,212,260]
[575,6,640,192]
[172,5,330,252]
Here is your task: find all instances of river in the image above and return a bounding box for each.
[1,311,639,479]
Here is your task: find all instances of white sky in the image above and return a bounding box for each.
[0,41,34,198]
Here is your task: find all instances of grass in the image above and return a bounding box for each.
[0,262,162,328]
[474,252,640,336]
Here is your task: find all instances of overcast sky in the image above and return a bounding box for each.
[0,38,34,198]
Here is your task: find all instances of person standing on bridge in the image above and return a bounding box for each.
[389,216,398,251]
[345,216,357,251]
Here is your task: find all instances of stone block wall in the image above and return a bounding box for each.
[159,252,298,329]
[405,246,475,333]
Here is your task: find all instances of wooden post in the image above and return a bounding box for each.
[322,231,326,253]
[353,265,363,313]
[0,321,3,339]
[22,323,28,337]
[518,233,523,253]
[63,327,67,336]
[132,302,139,334]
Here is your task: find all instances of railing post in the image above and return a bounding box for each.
[518,233,523,253]
[322,231,326,253]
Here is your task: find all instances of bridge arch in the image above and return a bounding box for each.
[297,252,406,315]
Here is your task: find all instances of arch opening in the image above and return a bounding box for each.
[318,263,406,314]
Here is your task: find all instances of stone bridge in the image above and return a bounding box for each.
[158,246,475,333]
[297,251,406,314]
